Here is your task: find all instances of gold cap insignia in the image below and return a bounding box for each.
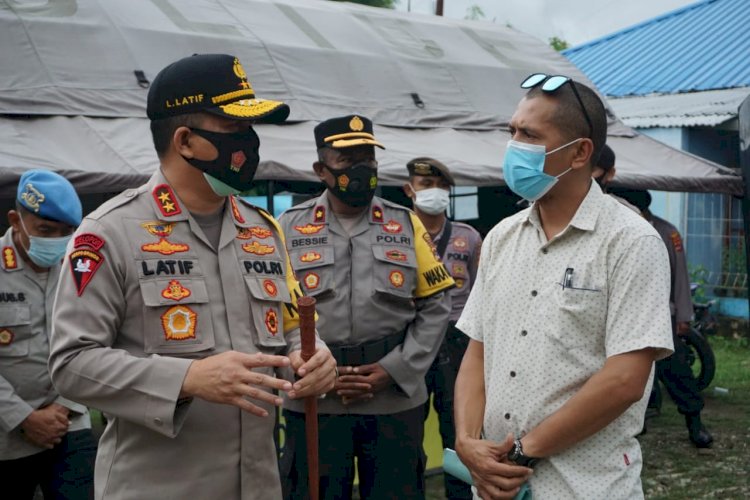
[233,58,253,91]
[349,116,364,132]
[413,162,433,176]
[20,183,45,212]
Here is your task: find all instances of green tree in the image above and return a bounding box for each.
[329,0,398,8]
[465,4,485,20]
[549,36,569,51]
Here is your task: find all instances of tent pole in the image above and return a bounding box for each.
[267,180,275,215]
[738,96,750,323]
[436,0,444,16]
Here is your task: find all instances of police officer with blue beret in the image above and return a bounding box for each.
[0,170,96,499]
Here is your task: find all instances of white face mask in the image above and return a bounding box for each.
[412,186,450,215]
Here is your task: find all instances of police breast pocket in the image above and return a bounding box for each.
[550,266,607,349]
[289,247,335,300]
[244,276,290,348]
[372,245,417,305]
[138,277,216,356]
[0,305,32,357]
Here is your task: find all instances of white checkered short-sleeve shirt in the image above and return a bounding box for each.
[457,182,673,499]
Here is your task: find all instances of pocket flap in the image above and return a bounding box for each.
[0,305,31,326]
[244,277,292,303]
[138,279,210,307]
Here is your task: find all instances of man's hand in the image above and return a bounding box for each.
[286,348,337,399]
[181,351,293,417]
[336,363,392,405]
[456,433,532,500]
[677,321,691,336]
[21,403,70,449]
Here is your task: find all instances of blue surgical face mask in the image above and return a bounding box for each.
[503,138,582,201]
[19,216,71,268]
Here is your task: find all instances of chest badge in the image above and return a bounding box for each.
[389,270,405,288]
[242,241,275,255]
[237,226,273,240]
[263,279,278,298]
[452,264,466,276]
[303,272,320,290]
[2,246,17,270]
[161,280,192,301]
[385,250,407,262]
[453,237,468,249]
[161,305,197,341]
[294,224,325,235]
[265,309,279,336]
[300,251,321,263]
[383,220,402,234]
[455,278,465,289]
[0,328,14,346]
[141,221,189,256]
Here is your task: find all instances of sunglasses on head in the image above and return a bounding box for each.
[520,73,593,138]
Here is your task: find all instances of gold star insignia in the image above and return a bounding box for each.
[163,201,176,212]
[158,191,171,203]
[316,210,324,218]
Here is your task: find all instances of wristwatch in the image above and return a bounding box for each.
[507,438,541,468]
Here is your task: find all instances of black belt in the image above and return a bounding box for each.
[328,331,406,366]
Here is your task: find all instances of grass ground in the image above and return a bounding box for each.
[425,336,750,499]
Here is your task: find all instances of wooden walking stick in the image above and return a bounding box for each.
[298,296,319,500]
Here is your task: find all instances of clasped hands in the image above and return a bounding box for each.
[181,348,337,417]
[334,363,392,405]
[456,433,534,500]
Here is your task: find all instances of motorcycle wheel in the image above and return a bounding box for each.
[682,328,716,392]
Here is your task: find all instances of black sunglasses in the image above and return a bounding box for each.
[520,73,593,137]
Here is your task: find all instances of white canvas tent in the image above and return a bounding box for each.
[0,0,743,196]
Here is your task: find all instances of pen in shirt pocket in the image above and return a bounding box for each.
[563,267,574,288]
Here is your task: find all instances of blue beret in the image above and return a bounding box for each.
[16,170,82,226]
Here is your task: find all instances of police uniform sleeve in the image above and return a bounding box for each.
[49,219,193,438]
[605,235,674,360]
[0,375,34,432]
[670,229,694,323]
[378,213,454,397]
[455,230,491,342]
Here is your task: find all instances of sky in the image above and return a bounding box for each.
[396,0,698,46]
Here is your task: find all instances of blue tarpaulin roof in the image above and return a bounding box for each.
[563,0,750,97]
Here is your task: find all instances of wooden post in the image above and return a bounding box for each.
[298,296,319,500]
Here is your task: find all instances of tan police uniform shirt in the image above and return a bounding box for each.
[650,215,694,323]
[456,182,674,499]
[49,171,309,500]
[279,194,454,415]
[0,229,90,460]
[432,221,482,322]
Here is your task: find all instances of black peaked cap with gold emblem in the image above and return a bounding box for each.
[147,53,290,123]
[314,115,385,150]
[406,157,455,186]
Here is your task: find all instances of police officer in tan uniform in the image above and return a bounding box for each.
[608,187,713,448]
[1,170,95,499]
[403,158,481,500]
[278,116,454,499]
[49,54,336,500]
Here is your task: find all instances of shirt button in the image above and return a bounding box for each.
[124,189,136,198]
[521,330,528,337]
[153,417,163,426]
[504,413,511,420]
[510,371,517,377]
[531,290,537,297]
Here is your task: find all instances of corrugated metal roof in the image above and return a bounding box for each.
[563,0,750,97]
[609,87,750,128]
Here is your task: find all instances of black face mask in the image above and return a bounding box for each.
[183,127,261,192]
[323,162,378,207]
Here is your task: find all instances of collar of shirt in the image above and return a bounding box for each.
[525,181,603,238]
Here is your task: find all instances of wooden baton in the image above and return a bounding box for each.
[298,296,319,500]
